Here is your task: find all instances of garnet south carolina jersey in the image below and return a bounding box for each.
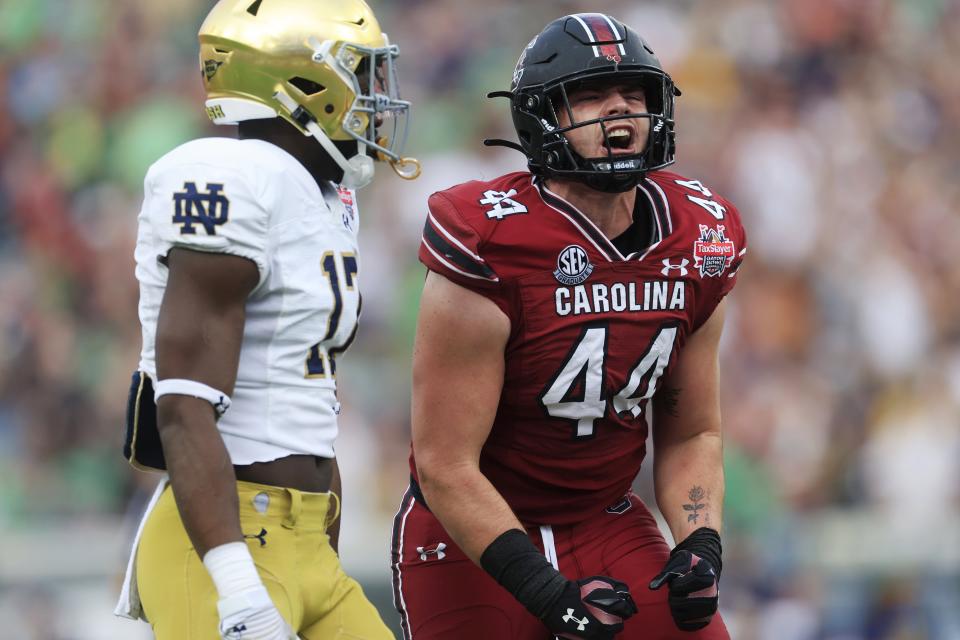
[415,171,746,526]
[134,137,361,464]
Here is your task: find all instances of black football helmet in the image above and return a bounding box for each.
[487,13,680,193]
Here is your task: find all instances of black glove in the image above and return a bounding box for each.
[541,575,638,640]
[649,527,722,631]
[481,530,637,639]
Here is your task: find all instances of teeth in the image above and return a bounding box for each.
[608,130,630,138]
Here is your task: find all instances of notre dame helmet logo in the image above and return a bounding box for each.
[172,182,230,235]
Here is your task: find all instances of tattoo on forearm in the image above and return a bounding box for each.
[683,485,707,524]
[660,387,681,418]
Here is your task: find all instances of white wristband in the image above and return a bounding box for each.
[202,542,262,599]
[155,378,231,418]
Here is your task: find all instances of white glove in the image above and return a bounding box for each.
[217,585,297,640]
[203,542,297,640]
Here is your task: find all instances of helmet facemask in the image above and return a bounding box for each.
[306,36,412,167]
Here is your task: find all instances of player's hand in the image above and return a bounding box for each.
[541,576,638,639]
[649,550,719,631]
[217,584,297,640]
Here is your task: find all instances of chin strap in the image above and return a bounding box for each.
[273,90,375,190]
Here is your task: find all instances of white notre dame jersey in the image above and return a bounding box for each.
[135,137,362,464]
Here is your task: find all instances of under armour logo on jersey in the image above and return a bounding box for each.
[224,623,247,639]
[172,182,230,235]
[562,609,589,631]
[479,189,528,220]
[417,542,447,561]
[661,258,689,276]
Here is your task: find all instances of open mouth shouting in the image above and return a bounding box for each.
[602,124,639,155]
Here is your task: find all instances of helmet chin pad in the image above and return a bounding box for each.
[340,153,375,190]
[583,172,642,193]
[568,150,644,193]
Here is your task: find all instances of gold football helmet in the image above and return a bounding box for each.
[198,0,419,188]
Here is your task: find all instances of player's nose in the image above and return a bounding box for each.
[604,90,630,115]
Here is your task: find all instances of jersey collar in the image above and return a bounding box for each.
[533,175,673,262]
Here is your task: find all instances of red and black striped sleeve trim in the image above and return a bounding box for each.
[421,209,500,282]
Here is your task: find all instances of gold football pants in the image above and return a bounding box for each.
[136,480,393,639]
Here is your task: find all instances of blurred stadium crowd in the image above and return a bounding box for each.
[1,0,958,638]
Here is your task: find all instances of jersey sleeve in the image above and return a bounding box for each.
[419,190,504,286]
[693,198,748,330]
[420,192,500,287]
[144,162,271,288]
[717,199,747,300]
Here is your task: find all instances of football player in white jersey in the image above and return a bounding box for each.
[114,1,419,639]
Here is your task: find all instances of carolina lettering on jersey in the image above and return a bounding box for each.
[555,280,685,316]
[415,170,747,526]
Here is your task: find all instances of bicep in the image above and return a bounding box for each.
[412,271,510,473]
[155,248,260,393]
[653,299,727,444]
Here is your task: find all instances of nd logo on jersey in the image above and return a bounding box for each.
[554,245,594,285]
[172,182,230,235]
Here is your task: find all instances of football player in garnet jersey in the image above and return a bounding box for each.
[391,13,744,640]
[113,1,418,639]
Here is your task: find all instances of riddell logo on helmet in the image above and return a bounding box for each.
[692,225,735,277]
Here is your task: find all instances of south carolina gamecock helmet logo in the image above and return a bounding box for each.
[693,224,735,277]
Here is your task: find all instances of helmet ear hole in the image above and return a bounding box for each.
[288,77,326,96]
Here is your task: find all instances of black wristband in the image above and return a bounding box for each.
[674,527,722,577]
[480,529,567,619]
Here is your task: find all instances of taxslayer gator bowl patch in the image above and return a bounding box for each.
[693,224,735,277]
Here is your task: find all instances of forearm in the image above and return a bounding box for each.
[158,396,242,558]
[418,461,525,565]
[653,430,724,543]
